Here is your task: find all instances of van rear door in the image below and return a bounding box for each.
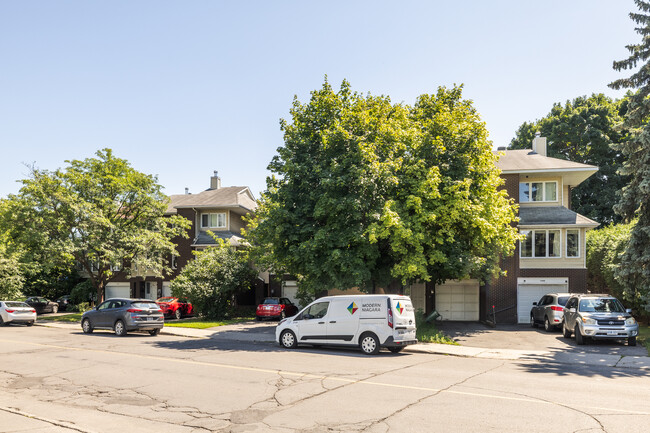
[391,297,416,342]
[325,298,359,344]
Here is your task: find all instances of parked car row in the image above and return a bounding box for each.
[531,293,639,346]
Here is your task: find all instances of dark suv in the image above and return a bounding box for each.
[562,294,639,346]
[81,298,164,336]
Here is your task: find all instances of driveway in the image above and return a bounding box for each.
[436,321,648,357]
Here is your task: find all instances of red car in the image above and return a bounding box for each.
[256,297,299,321]
[156,297,193,320]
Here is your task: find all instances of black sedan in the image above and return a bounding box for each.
[55,295,72,312]
[25,297,59,314]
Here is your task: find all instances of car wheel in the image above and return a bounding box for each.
[574,325,585,345]
[27,321,34,327]
[544,317,553,332]
[628,336,637,346]
[0,316,6,327]
[174,309,182,320]
[114,320,127,337]
[280,330,297,349]
[82,318,93,334]
[256,316,262,321]
[52,305,58,314]
[388,347,404,354]
[563,323,572,338]
[530,315,537,328]
[149,329,160,336]
[360,332,380,355]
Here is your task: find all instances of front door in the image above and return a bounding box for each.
[295,301,329,343]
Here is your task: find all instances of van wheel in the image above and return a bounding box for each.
[388,347,404,354]
[280,330,297,349]
[360,333,380,355]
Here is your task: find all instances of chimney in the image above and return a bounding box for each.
[184,187,190,195]
[210,170,221,190]
[532,132,547,156]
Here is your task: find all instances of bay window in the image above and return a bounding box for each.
[520,229,561,258]
[566,229,580,257]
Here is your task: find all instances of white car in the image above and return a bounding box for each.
[0,301,37,326]
[276,294,417,355]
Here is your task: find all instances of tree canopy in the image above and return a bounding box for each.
[508,94,628,224]
[1,149,190,302]
[247,80,520,295]
[170,237,256,319]
[608,0,650,311]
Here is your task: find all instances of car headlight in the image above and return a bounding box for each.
[582,317,597,325]
[626,317,637,325]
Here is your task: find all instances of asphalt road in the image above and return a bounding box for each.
[0,326,648,433]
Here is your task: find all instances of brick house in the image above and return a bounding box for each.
[104,172,258,301]
[408,134,599,324]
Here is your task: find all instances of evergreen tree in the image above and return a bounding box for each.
[608,0,650,311]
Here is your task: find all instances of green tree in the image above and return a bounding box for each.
[609,0,650,311]
[0,244,24,300]
[170,238,257,319]
[248,80,520,296]
[586,221,634,297]
[509,94,628,224]
[2,149,190,302]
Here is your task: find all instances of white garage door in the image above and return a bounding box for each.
[105,283,130,299]
[282,281,300,307]
[517,278,568,324]
[436,280,479,321]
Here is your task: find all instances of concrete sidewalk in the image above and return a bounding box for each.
[35,320,650,370]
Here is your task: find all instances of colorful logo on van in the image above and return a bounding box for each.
[396,302,404,314]
[347,302,358,315]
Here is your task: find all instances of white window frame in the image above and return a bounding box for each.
[520,229,562,258]
[519,181,558,203]
[566,229,580,258]
[201,212,227,229]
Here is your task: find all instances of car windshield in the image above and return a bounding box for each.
[132,302,160,309]
[263,299,279,305]
[557,296,569,306]
[157,297,175,302]
[579,298,626,313]
[5,302,29,308]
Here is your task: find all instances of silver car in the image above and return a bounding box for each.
[530,293,571,332]
[562,294,639,346]
[81,298,164,336]
[0,301,37,326]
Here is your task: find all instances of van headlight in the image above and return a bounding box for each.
[626,317,637,325]
[582,317,597,325]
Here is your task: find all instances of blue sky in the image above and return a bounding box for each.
[0,1,638,199]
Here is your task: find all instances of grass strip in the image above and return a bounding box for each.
[164,317,255,329]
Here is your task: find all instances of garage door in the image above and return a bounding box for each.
[517,278,568,324]
[105,283,130,299]
[435,280,479,321]
[282,281,300,307]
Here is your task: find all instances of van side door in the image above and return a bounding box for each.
[325,299,359,344]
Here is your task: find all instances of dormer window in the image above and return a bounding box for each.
[201,212,227,228]
[519,181,557,202]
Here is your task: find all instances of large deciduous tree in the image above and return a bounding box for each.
[508,94,628,225]
[170,238,256,319]
[2,149,190,302]
[247,80,519,296]
[609,0,650,311]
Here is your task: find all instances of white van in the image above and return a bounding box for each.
[275,294,417,355]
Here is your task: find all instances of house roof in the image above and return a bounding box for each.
[165,186,257,214]
[518,206,599,228]
[192,230,244,247]
[495,149,597,186]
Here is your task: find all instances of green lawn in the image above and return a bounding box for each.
[638,324,650,356]
[39,313,82,322]
[163,317,255,329]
